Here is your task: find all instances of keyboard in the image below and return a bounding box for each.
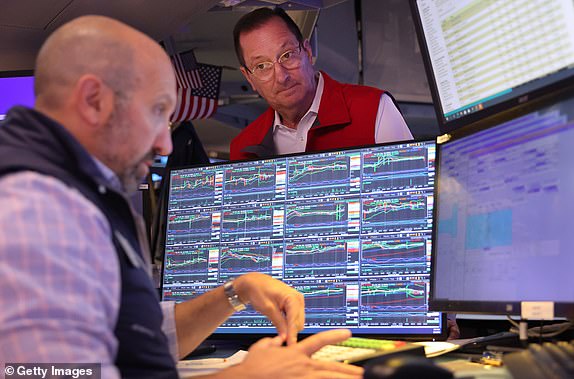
[503,341,574,379]
[311,337,425,365]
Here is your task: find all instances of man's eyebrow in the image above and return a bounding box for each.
[155,93,175,106]
[247,41,299,63]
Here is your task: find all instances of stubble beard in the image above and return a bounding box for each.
[102,103,154,194]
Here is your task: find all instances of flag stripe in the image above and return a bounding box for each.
[171,55,189,88]
[169,59,221,121]
[199,97,207,118]
[171,87,183,122]
[171,54,202,90]
[179,88,190,121]
[170,93,218,122]
[192,98,201,120]
[204,99,215,119]
[189,70,202,88]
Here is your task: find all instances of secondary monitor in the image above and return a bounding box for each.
[0,71,34,121]
[161,141,446,339]
[432,91,574,319]
[411,0,574,133]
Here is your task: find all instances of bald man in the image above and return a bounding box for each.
[0,16,363,379]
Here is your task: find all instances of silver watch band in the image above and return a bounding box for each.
[223,280,247,312]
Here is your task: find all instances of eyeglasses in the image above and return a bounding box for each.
[245,45,304,81]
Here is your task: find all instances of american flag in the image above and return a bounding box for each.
[169,51,222,122]
[170,49,202,89]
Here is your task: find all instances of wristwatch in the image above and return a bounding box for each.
[223,280,247,312]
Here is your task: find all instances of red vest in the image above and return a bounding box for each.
[230,71,383,160]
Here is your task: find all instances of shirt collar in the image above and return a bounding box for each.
[91,156,124,193]
[273,71,324,130]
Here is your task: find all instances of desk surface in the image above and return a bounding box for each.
[438,355,511,379]
[180,346,512,379]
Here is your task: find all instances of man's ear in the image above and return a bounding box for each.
[240,66,258,92]
[73,74,114,127]
[303,39,313,61]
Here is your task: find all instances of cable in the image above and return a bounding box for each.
[506,316,573,338]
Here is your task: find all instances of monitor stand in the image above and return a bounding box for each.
[457,331,521,354]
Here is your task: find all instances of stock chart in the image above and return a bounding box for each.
[361,194,430,232]
[169,170,219,209]
[287,155,358,198]
[361,237,428,275]
[285,200,351,237]
[284,240,351,278]
[297,284,349,325]
[359,281,437,325]
[362,146,433,192]
[224,164,277,203]
[163,246,210,282]
[166,211,216,244]
[219,244,275,280]
[221,206,275,240]
[163,142,440,335]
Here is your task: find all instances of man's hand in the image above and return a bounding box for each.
[447,317,460,340]
[234,273,305,345]
[220,329,363,379]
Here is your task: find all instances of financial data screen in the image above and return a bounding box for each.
[414,0,574,123]
[162,141,443,336]
[434,95,574,308]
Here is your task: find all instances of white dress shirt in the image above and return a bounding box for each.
[273,72,413,155]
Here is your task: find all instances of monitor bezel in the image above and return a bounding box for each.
[409,0,574,135]
[160,140,448,341]
[0,69,34,78]
[429,88,574,320]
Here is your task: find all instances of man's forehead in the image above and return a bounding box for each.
[242,34,298,64]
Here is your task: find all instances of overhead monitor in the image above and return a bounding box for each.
[161,141,446,339]
[431,91,574,319]
[0,71,35,121]
[410,0,574,133]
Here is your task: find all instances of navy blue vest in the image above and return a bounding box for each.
[0,107,178,378]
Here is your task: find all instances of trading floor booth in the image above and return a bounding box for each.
[158,1,574,377]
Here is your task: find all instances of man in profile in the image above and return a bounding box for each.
[0,15,363,379]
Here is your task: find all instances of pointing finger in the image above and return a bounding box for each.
[295,329,352,356]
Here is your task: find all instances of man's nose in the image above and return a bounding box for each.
[273,62,290,84]
[155,125,173,156]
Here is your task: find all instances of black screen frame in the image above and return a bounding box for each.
[160,141,448,341]
[409,0,574,135]
[0,69,35,118]
[0,69,34,78]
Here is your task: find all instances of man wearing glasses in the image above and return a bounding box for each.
[229,7,461,340]
[230,7,413,161]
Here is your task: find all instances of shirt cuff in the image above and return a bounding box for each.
[160,301,179,360]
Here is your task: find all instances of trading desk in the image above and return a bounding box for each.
[177,341,512,379]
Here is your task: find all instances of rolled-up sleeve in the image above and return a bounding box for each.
[160,301,180,360]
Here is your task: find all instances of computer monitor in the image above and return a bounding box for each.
[161,141,446,339]
[0,71,35,121]
[431,90,574,319]
[410,0,574,133]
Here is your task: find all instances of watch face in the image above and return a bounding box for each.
[231,298,246,312]
[224,281,246,311]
